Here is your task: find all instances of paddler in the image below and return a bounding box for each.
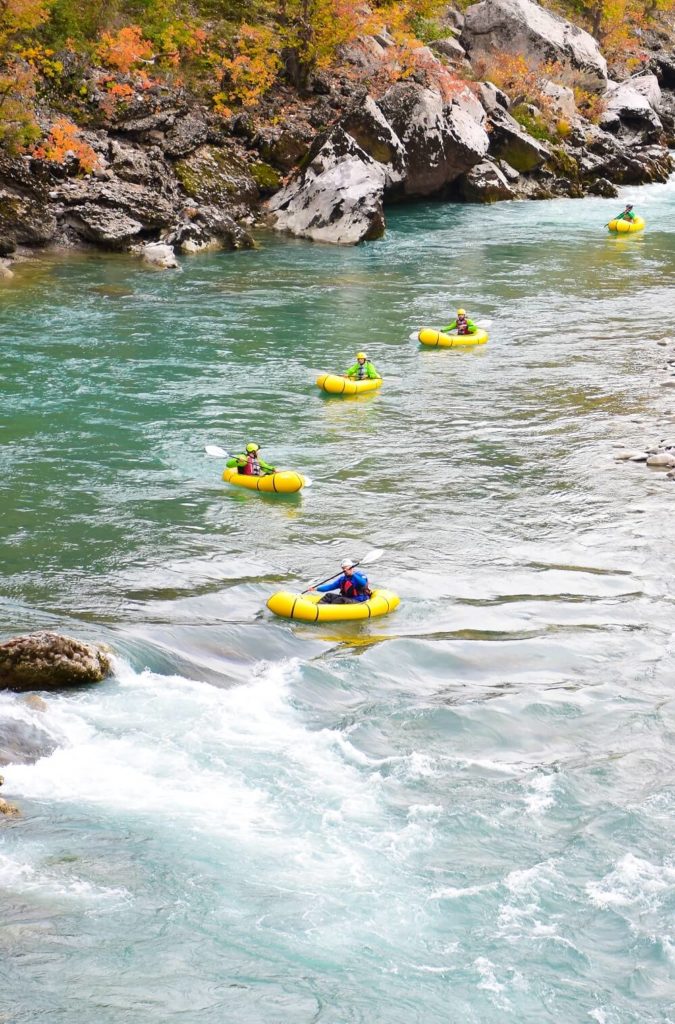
[615,203,636,223]
[443,308,477,336]
[226,443,276,477]
[345,352,381,380]
[308,558,372,604]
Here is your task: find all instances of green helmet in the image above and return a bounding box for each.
[246,443,260,453]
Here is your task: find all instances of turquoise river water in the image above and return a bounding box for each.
[2,180,675,1024]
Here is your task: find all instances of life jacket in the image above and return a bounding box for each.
[456,315,469,335]
[340,575,371,600]
[243,454,260,476]
[357,362,367,379]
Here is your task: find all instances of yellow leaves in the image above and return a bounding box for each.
[0,0,51,44]
[33,116,100,172]
[96,25,154,74]
[213,24,281,114]
[17,43,63,77]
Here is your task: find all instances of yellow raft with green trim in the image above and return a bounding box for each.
[418,327,488,348]
[608,216,645,233]
[267,588,400,622]
[222,467,306,493]
[316,373,382,395]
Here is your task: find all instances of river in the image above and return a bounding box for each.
[2,180,675,1023]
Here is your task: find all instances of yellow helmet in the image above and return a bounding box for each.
[356,352,367,360]
[457,308,466,316]
[245,443,260,453]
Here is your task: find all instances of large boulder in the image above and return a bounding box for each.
[0,155,58,247]
[0,633,111,692]
[377,82,489,197]
[54,176,176,247]
[174,145,259,213]
[166,206,254,253]
[603,76,663,140]
[462,0,608,92]
[487,105,551,171]
[267,127,386,244]
[340,96,406,189]
[456,159,516,201]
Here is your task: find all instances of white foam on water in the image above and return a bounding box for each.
[0,851,131,907]
[474,956,505,993]
[586,853,675,910]
[523,772,557,814]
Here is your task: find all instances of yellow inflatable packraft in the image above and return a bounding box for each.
[607,216,645,234]
[222,468,306,493]
[267,588,400,622]
[418,327,488,348]
[316,373,382,395]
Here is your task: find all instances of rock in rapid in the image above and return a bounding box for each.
[0,632,112,692]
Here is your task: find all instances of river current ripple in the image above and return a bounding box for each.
[2,181,675,1023]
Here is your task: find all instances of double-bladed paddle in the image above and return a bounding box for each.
[303,548,385,593]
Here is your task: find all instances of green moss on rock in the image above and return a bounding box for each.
[249,161,281,193]
[174,145,259,207]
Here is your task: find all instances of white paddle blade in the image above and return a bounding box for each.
[476,319,493,329]
[205,445,228,458]
[360,548,385,565]
[302,476,313,488]
[409,330,420,340]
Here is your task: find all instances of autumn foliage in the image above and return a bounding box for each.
[96,25,154,73]
[32,116,99,171]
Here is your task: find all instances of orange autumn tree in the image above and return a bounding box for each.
[96,25,154,73]
[33,116,99,171]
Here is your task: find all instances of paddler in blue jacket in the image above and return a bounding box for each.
[308,558,371,604]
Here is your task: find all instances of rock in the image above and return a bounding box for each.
[0,632,111,692]
[456,159,515,201]
[0,155,58,247]
[0,236,16,256]
[478,81,510,112]
[167,206,254,253]
[0,259,13,279]
[487,105,550,171]
[267,126,386,244]
[378,82,489,197]
[174,145,259,213]
[257,125,313,172]
[340,96,406,189]
[430,36,467,62]
[163,113,210,158]
[22,694,47,712]
[541,80,577,119]
[615,449,648,460]
[603,77,662,139]
[136,242,178,269]
[647,453,675,467]
[462,0,608,92]
[586,177,618,197]
[0,798,20,817]
[66,206,145,247]
[0,717,56,765]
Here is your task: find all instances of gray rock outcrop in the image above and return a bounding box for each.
[456,159,516,201]
[462,0,608,91]
[603,75,663,140]
[487,105,551,171]
[267,127,386,244]
[0,632,112,692]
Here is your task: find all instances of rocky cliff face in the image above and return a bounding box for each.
[0,0,673,258]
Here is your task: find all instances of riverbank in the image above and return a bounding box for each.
[1,0,675,266]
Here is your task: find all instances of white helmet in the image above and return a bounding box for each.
[341,558,355,569]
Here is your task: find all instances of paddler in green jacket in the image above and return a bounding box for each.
[345,351,380,380]
[443,308,477,336]
[615,203,636,222]
[226,443,276,477]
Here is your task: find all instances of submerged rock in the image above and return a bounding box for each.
[0,717,57,765]
[0,632,111,692]
[136,241,179,269]
[0,798,20,817]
